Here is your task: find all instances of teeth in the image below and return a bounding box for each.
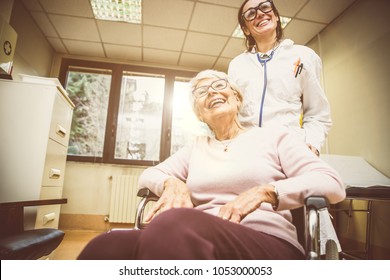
[209,98,225,108]
[257,19,269,27]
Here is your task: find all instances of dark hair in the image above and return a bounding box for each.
[238,0,284,51]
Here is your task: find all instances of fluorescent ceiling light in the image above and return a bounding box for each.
[280,16,292,29]
[232,26,245,38]
[90,0,142,24]
[232,16,292,39]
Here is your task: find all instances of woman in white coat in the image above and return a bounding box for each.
[228,0,331,156]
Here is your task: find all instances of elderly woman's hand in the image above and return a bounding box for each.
[144,177,193,223]
[218,184,278,224]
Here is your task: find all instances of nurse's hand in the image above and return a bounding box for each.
[307,144,320,156]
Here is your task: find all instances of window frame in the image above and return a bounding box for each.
[59,58,196,166]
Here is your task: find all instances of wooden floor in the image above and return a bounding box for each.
[51,230,103,260]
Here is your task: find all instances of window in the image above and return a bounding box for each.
[59,59,197,166]
[115,72,165,161]
[65,68,111,157]
[170,78,208,155]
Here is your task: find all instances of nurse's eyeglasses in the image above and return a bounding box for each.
[192,79,229,98]
[242,1,273,21]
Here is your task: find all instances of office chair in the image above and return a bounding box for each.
[0,199,66,260]
[134,188,339,260]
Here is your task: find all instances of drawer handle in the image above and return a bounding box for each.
[49,168,61,179]
[56,124,67,138]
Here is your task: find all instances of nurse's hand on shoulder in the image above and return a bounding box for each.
[307,144,320,156]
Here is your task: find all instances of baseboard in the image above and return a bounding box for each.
[59,213,134,232]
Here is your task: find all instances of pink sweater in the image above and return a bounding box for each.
[138,126,345,253]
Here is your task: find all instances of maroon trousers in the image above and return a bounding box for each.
[77,208,304,260]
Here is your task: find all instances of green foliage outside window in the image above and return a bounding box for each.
[66,72,111,157]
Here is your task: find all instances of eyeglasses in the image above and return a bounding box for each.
[242,1,273,21]
[192,79,229,98]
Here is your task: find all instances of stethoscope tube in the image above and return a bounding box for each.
[256,50,274,127]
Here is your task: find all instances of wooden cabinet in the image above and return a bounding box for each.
[0,78,74,230]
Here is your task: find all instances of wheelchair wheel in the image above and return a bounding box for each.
[325,239,339,260]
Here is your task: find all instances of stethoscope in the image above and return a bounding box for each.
[256,50,274,127]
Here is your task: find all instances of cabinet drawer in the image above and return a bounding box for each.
[42,139,67,187]
[49,91,73,147]
[35,204,61,229]
[35,187,64,229]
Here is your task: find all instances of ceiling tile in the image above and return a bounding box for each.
[143,0,194,29]
[104,44,142,61]
[30,11,58,37]
[199,0,243,8]
[143,49,180,66]
[183,32,228,56]
[179,53,217,69]
[97,21,142,46]
[49,15,100,41]
[47,37,67,54]
[214,57,231,72]
[143,26,186,51]
[273,0,307,17]
[297,0,357,24]
[189,3,238,36]
[19,0,358,70]
[63,40,104,57]
[220,37,246,58]
[284,19,326,45]
[39,0,94,18]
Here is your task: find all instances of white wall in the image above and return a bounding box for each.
[61,162,146,216]
[310,0,390,176]
[0,0,13,22]
[9,0,54,78]
[308,0,390,255]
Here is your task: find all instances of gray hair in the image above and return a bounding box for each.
[189,69,244,119]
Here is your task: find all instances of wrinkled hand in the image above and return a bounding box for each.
[218,185,276,224]
[144,177,193,223]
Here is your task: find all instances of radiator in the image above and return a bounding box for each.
[109,171,144,223]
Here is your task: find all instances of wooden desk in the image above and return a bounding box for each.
[0,198,67,237]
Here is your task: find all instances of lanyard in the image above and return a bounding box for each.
[256,50,274,127]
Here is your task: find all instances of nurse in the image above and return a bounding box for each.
[228,0,331,156]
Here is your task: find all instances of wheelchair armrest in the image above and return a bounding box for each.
[306,196,329,210]
[134,188,159,230]
[304,196,330,260]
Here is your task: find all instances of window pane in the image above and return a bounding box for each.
[170,79,209,155]
[115,72,165,161]
[65,70,111,157]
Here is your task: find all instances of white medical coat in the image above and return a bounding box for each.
[228,39,332,151]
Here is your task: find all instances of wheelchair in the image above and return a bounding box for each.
[134,188,340,260]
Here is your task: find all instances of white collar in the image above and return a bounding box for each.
[249,39,293,54]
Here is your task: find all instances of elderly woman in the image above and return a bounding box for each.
[77,70,345,260]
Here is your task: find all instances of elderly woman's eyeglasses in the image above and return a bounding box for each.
[242,1,273,21]
[192,79,229,98]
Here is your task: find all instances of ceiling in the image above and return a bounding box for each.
[20,0,357,72]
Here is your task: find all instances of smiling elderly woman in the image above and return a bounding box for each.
[77,70,345,260]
